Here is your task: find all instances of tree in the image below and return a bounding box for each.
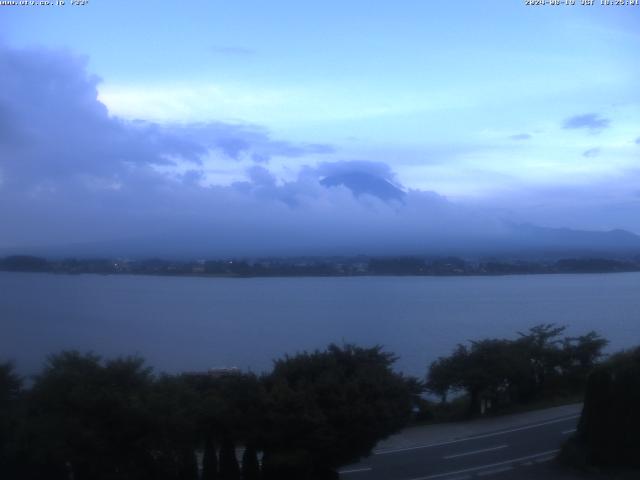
[426,347,466,403]
[201,436,218,480]
[261,344,418,479]
[0,362,23,479]
[24,351,167,480]
[565,346,640,468]
[146,374,200,480]
[427,325,605,416]
[0,362,21,405]
[561,331,608,388]
[219,437,240,480]
[0,255,48,272]
[241,444,260,480]
[516,324,567,397]
[576,368,614,464]
[26,351,109,480]
[427,340,527,415]
[185,371,266,480]
[368,257,426,275]
[462,340,527,415]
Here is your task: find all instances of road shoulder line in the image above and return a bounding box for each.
[443,444,507,460]
[375,414,578,455]
[405,449,559,480]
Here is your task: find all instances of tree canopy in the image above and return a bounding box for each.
[1,344,420,480]
[426,324,607,415]
[568,346,640,467]
[261,344,419,478]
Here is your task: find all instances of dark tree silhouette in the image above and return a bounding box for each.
[241,443,261,480]
[261,344,418,478]
[219,437,240,480]
[22,352,157,479]
[202,436,219,480]
[426,325,608,416]
[566,346,640,467]
[0,363,23,479]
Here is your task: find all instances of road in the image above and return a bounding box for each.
[339,404,582,480]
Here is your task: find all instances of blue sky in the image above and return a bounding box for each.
[1,1,639,250]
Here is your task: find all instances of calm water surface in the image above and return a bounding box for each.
[1,272,639,377]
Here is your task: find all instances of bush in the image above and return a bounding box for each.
[566,346,640,468]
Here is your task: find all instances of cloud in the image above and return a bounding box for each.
[0,45,332,189]
[0,45,350,247]
[315,160,397,181]
[164,123,333,162]
[2,44,639,255]
[509,133,531,141]
[562,113,610,132]
[582,148,601,158]
[246,165,276,186]
[0,45,454,253]
[476,173,640,234]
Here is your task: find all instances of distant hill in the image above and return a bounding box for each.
[3,184,640,260]
[2,223,639,260]
[320,172,405,202]
[505,223,640,251]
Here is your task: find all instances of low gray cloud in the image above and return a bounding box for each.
[509,133,531,141]
[315,160,397,181]
[1,44,639,255]
[0,45,332,190]
[583,148,601,158]
[0,44,468,253]
[478,173,640,235]
[562,113,610,132]
[167,123,333,162]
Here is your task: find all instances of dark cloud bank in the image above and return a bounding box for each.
[1,45,638,258]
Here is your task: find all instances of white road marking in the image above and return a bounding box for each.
[339,467,372,474]
[375,415,579,455]
[561,428,576,435]
[477,465,513,476]
[405,449,559,480]
[443,445,508,460]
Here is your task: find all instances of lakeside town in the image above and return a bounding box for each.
[2,254,640,278]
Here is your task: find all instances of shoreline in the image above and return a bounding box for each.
[2,268,640,280]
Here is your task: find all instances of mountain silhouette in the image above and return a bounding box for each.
[320,172,405,202]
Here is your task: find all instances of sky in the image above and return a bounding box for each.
[0,1,639,254]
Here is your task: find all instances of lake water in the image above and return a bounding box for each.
[1,272,639,378]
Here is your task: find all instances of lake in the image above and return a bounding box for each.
[1,272,639,378]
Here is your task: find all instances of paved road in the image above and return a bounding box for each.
[339,405,581,480]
